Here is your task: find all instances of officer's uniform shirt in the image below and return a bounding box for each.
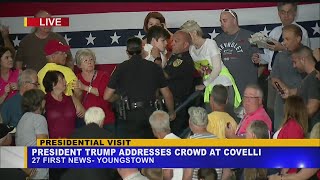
[108,54,168,102]
[164,51,195,102]
[108,54,168,139]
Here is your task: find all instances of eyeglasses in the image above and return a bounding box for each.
[222,9,237,19]
[243,96,260,100]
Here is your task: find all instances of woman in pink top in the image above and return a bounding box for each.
[43,71,76,138]
[0,47,19,104]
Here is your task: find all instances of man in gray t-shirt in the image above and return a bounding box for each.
[281,46,320,132]
[270,24,305,130]
[215,9,262,96]
[270,51,302,130]
[15,89,49,180]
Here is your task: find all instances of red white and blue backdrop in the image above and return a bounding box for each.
[0,2,319,74]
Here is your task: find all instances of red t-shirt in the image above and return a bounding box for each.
[277,118,305,174]
[77,71,115,125]
[45,93,76,138]
[278,118,304,139]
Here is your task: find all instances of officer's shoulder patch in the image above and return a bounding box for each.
[173,59,183,67]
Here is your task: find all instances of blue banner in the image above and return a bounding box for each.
[27,147,320,168]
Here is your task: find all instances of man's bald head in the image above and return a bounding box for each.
[34,10,51,18]
[171,30,191,54]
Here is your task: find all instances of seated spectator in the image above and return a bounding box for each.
[207,84,238,139]
[1,69,38,127]
[144,25,170,68]
[60,107,115,180]
[149,110,182,180]
[225,84,272,138]
[74,49,115,132]
[15,89,49,179]
[43,71,76,138]
[117,168,148,180]
[273,95,308,139]
[243,120,269,180]
[38,39,85,117]
[198,168,218,180]
[69,106,113,139]
[183,107,221,180]
[245,120,270,139]
[0,47,19,105]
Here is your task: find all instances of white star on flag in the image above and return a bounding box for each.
[135,31,144,40]
[208,29,219,39]
[260,26,270,37]
[13,36,20,47]
[64,34,71,45]
[110,32,121,44]
[312,23,320,35]
[85,33,96,45]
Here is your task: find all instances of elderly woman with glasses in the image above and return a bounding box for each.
[0,47,20,105]
[73,49,115,133]
[180,20,241,110]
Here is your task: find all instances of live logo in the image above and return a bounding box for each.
[25,17,69,27]
[40,18,62,26]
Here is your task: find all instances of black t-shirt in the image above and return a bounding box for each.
[164,51,195,101]
[61,123,114,180]
[108,55,168,102]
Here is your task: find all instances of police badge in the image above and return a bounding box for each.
[173,59,183,67]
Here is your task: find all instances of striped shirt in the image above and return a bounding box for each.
[190,133,222,180]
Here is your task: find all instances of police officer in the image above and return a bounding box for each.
[163,30,196,136]
[104,37,176,139]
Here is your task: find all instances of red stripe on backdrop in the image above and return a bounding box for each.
[0,2,282,17]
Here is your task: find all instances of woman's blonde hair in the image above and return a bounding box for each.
[282,95,308,134]
[180,20,203,37]
[75,49,96,66]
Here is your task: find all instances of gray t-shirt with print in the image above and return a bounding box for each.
[215,28,261,96]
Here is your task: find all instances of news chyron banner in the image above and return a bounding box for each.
[2,139,320,168]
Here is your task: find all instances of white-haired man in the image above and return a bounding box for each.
[69,107,113,138]
[61,107,114,180]
[149,110,183,180]
[183,107,221,180]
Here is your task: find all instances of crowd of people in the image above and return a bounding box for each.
[0,2,319,180]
